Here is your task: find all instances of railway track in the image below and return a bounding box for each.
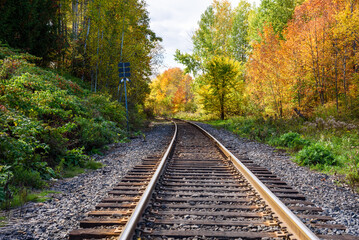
[69,121,358,240]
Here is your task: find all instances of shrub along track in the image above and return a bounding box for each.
[69,121,359,240]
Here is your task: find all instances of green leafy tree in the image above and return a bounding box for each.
[83,0,161,105]
[175,0,249,118]
[231,0,252,62]
[248,0,297,41]
[175,0,236,75]
[196,56,243,119]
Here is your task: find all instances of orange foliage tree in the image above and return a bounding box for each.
[247,26,294,117]
[145,68,195,116]
[247,0,359,117]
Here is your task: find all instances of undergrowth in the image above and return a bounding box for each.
[1,189,61,209]
[207,115,359,192]
[0,44,136,208]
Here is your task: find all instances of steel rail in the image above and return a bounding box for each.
[118,121,178,240]
[188,121,319,240]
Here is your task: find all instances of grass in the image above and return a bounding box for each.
[0,216,6,227]
[1,190,60,209]
[61,166,85,178]
[0,158,103,210]
[205,115,359,191]
[0,159,103,210]
[25,190,61,203]
[85,160,103,170]
[60,159,103,178]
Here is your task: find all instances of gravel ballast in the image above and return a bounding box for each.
[196,122,359,237]
[0,121,173,240]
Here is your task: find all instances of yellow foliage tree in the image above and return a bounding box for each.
[146,68,194,116]
[197,56,243,119]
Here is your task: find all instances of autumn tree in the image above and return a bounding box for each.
[247,0,359,117]
[0,0,161,110]
[81,0,161,106]
[196,56,243,119]
[281,0,356,114]
[146,68,194,116]
[247,26,294,117]
[332,2,359,110]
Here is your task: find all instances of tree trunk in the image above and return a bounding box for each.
[220,93,224,120]
[343,49,347,108]
[220,103,224,120]
[334,43,339,113]
[72,0,79,39]
[82,17,91,81]
[95,29,100,92]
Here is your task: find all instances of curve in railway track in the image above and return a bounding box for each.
[69,120,359,240]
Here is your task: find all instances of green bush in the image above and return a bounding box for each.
[12,166,46,189]
[0,45,145,203]
[129,104,147,129]
[40,126,68,166]
[63,147,89,167]
[85,160,103,170]
[86,94,126,123]
[0,165,12,203]
[296,143,337,167]
[75,117,122,151]
[272,132,311,150]
[207,116,359,192]
[345,151,359,191]
[29,161,56,180]
[223,117,277,142]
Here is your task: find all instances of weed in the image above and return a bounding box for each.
[204,116,359,190]
[296,143,337,168]
[346,150,359,192]
[85,160,103,170]
[0,45,132,191]
[1,189,60,209]
[63,147,89,167]
[0,216,6,227]
[12,167,47,189]
[61,166,85,178]
[271,132,311,150]
[26,190,61,202]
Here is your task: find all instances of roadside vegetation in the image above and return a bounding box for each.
[0,0,158,210]
[207,117,358,190]
[0,44,141,209]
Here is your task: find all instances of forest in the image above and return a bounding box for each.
[148,0,359,191]
[0,0,159,207]
[0,0,358,208]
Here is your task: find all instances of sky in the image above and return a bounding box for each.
[146,0,261,75]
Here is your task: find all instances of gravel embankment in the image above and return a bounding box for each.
[0,121,173,240]
[196,122,359,237]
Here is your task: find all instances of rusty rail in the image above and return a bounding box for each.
[188,121,319,240]
[118,121,178,240]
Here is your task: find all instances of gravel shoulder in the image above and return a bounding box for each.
[196,122,359,237]
[0,120,173,240]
